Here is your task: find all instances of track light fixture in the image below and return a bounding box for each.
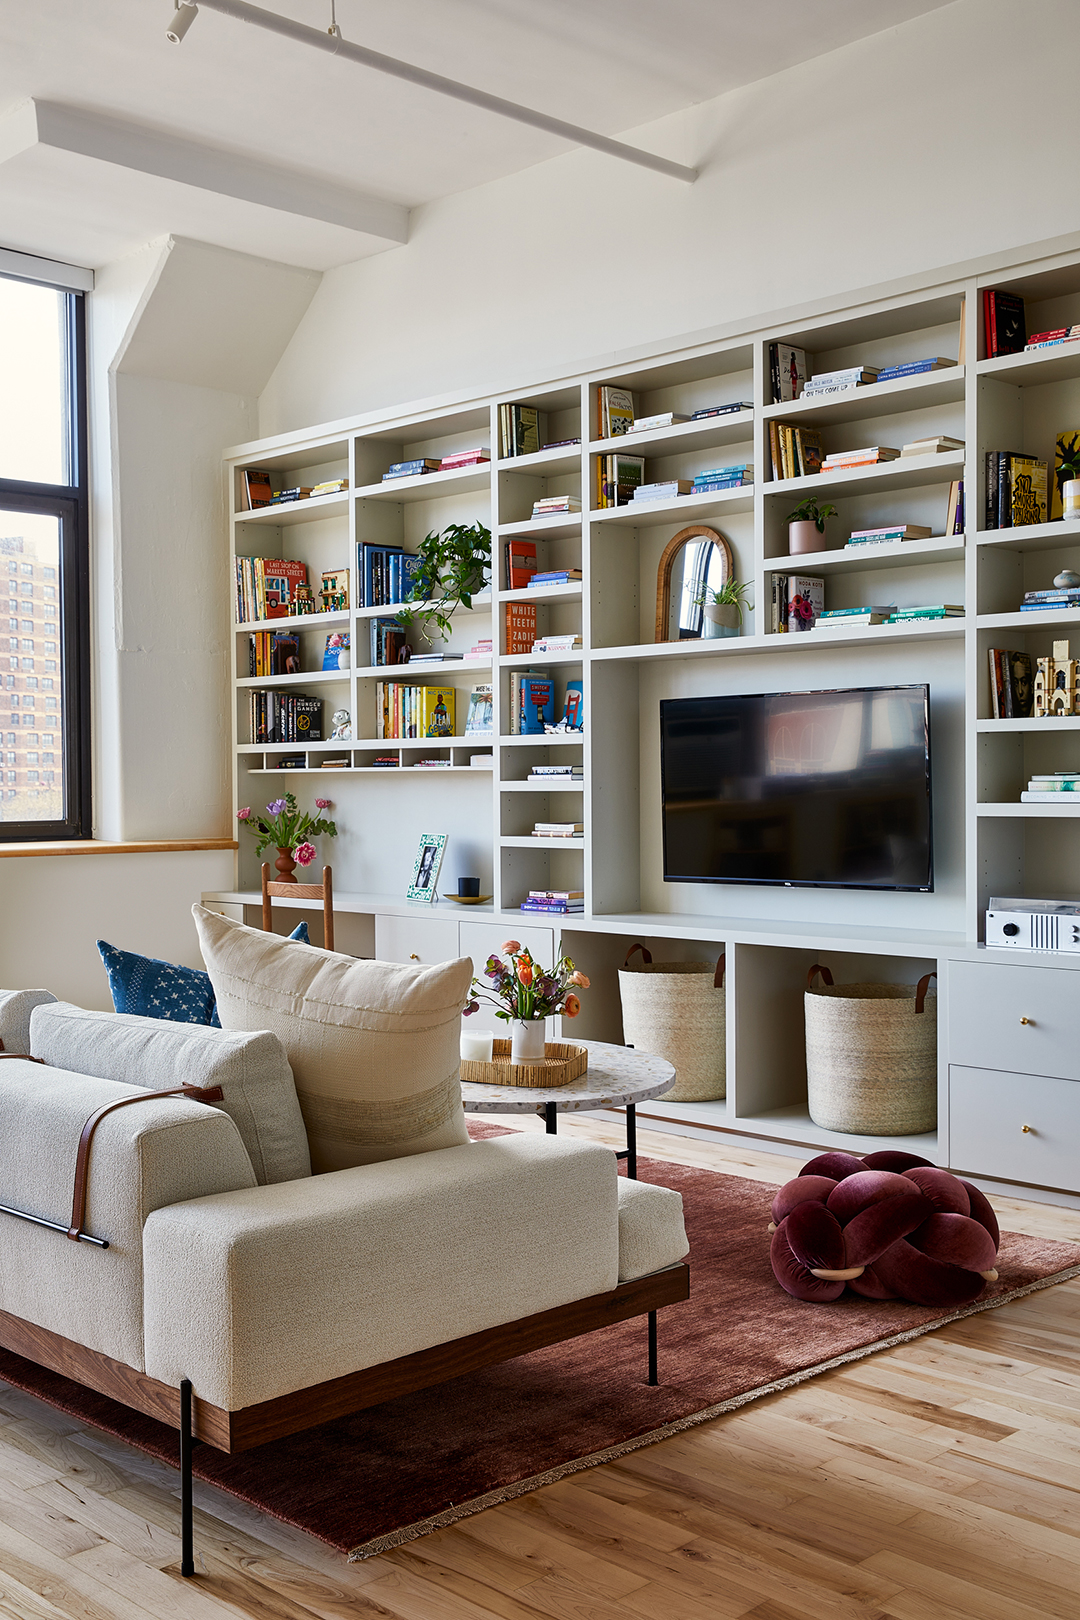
[166,1,199,44]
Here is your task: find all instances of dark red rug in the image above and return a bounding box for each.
[1,1126,1078,1561]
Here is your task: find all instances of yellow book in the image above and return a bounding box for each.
[421,686,456,738]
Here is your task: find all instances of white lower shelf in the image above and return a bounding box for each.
[630,1097,938,1160]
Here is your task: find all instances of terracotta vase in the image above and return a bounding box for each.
[274,847,298,883]
[788,520,825,555]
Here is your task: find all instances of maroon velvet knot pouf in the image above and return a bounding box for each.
[769,1149,1000,1309]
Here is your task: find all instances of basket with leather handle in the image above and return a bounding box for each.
[804,963,937,1135]
[618,944,725,1101]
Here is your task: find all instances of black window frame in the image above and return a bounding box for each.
[0,281,90,841]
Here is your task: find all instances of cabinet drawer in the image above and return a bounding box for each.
[950,1064,1080,1193]
[949,961,1080,1083]
[374,915,460,965]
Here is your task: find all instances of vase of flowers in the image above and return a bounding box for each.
[236,794,337,882]
[464,941,590,1062]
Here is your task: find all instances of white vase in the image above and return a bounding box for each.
[510,1019,546,1063]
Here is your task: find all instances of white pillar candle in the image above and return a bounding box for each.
[460,1029,494,1063]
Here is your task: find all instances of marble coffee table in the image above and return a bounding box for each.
[459,1038,675,1178]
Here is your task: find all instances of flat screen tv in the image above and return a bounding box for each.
[660,685,932,892]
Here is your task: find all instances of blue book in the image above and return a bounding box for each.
[520,675,554,734]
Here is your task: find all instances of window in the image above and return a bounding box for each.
[0,267,88,838]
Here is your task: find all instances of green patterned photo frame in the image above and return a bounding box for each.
[408,833,447,902]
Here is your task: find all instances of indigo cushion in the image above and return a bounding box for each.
[97,923,310,1028]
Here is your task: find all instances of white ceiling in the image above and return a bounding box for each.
[0,0,956,272]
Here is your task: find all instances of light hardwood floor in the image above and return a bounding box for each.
[1,1116,1078,1620]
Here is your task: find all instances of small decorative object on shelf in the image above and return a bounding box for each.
[464,941,589,1064]
[236,794,337,883]
[696,576,752,638]
[1064,485,1080,524]
[322,632,350,671]
[786,497,837,554]
[654,525,733,642]
[320,569,349,612]
[293,585,318,614]
[1034,640,1080,717]
[329,708,352,740]
[1056,569,1080,588]
[1052,432,1080,519]
[394,521,491,642]
[407,832,447,902]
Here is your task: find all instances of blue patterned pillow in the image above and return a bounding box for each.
[97,923,310,1027]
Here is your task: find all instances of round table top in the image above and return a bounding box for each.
[459,1038,675,1115]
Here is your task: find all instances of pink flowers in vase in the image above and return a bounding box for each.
[235,793,337,860]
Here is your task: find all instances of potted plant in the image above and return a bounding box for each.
[464,941,590,1062]
[395,520,491,642]
[236,793,337,882]
[694,577,753,638]
[786,497,837,555]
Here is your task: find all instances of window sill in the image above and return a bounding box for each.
[0,839,238,859]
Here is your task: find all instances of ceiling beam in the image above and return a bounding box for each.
[0,100,409,246]
[189,0,698,185]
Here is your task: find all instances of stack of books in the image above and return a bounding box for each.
[900,435,964,457]
[382,458,441,481]
[985,452,1048,529]
[694,402,752,419]
[531,633,582,654]
[846,524,932,549]
[413,759,452,768]
[405,650,464,668]
[531,821,583,839]
[691,464,753,493]
[528,568,583,588]
[769,424,822,480]
[596,452,645,507]
[505,603,536,654]
[531,495,581,518]
[1025,326,1080,352]
[311,478,348,497]
[875,358,955,382]
[270,486,312,505]
[520,890,584,914]
[988,649,1033,718]
[373,756,401,767]
[628,411,689,432]
[817,607,896,629]
[1021,773,1080,801]
[889,604,964,623]
[527,764,583,785]
[801,364,880,398]
[821,446,900,471]
[504,539,537,589]
[439,448,489,471]
[597,386,635,438]
[632,480,692,503]
[499,404,546,458]
[1020,585,1080,613]
[509,670,554,734]
[463,637,493,661]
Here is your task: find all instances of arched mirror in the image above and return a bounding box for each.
[655,526,734,642]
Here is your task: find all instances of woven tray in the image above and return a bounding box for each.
[460,1040,588,1089]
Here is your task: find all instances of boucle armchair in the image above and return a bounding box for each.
[0,986,690,1576]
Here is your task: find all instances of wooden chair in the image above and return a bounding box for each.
[260,863,335,951]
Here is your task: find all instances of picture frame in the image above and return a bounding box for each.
[408,833,447,902]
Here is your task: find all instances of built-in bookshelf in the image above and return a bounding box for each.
[214,236,1080,1182]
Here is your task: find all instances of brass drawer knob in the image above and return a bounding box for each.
[1019,1016,1033,1025]
[410,952,420,960]
[1022,1124,1034,1134]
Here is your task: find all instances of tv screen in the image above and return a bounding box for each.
[660,685,932,891]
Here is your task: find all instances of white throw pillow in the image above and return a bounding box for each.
[193,905,472,1173]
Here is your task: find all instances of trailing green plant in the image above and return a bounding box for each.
[694,576,754,622]
[786,497,838,533]
[395,520,491,642]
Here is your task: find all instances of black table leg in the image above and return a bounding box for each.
[545,1101,557,1134]
[626,1103,637,1179]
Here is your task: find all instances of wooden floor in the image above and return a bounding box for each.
[0,1117,1078,1620]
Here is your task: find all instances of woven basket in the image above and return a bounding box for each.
[618,944,725,1101]
[804,963,937,1135]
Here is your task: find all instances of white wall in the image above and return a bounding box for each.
[259,0,1080,436]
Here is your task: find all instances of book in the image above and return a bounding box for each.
[520,674,554,734]
[983,289,1026,358]
[383,459,441,479]
[562,680,584,729]
[822,447,900,466]
[945,480,964,537]
[1052,430,1080,520]
[787,575,824,632]
[598,452,645,507]
[529,570,583,585]
[242,468,274,509]
[817,612,892,628]
[632,480,693,501]
[1009,456,1048,527]
[541,438,582,450]
[628,412,689,431]
[504,539,538,590]
[1020,791,1080,801]
[848,524,932,543]
[270,487,312,504]
[439,448,490,468]
[597,386,635,439]
[500,404,547,458]
[874,358,955,381]
[819,606,897,618]
[691,403,752,419]
[1003,650,1034,717]
[310,478,348,496]
[900,436,965,456]
[520,901,584,913]
[464,684,493,735]
[420,687,455,738]
[532,496,580,514]
[768,343,808,403]
[505,603,537,655]
[528,764,583,777]
[805,364,881,386]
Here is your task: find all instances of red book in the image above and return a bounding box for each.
[504,539,537,591]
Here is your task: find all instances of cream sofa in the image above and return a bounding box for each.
[0,990,689,1573]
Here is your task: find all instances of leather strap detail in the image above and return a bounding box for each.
[914,971,937,1014]
[0,1053,45,1063]
[714,953,726,989]
[68,1084,223,1243]
[807,963,834,990]
[624,943,653,968]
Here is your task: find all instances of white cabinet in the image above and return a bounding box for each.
[949,960,1080,1084]
[374,914,461,965]
[950,1064,1080,1193]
